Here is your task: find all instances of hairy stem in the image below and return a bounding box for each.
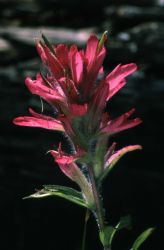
[88,165,105,230]
[88,165,111,250]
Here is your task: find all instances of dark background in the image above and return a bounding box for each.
[0,0,163,249]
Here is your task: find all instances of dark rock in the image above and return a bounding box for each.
[156,0,164,6]
[104,5,164,33]
[102,22,164,74]
[105,5,164,21]
[118,6,164,21]
[0,38,17,64]
[0,27,97,65]
[0,37,11,52]
[0,26,95,46]
[126,22,164,72]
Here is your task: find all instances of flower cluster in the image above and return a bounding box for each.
[14,31,155,250]
[14,32,141,209]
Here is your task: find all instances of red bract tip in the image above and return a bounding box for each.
[14,32,141,153]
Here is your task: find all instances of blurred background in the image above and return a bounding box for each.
[0,0,163,249]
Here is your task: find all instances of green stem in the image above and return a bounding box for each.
[82,209,90,250]
[88,165,105,230]
[88,166,111,250]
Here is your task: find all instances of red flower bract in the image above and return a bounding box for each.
[13,108,64,131]
[13,32,146,248]
[13,32,142,173]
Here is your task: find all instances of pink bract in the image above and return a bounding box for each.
[14,32,141,164]
[13,108,64,131]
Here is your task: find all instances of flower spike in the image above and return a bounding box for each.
[13,32,145,250]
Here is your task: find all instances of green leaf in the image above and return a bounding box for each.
[116,215,132,231]
[97,31,108,53]
[131,228,154,250]
[109,215,132,245]
[41,33,56,56]
[23,185,87,208]
[99,216,132,247]
[100,226,114,247]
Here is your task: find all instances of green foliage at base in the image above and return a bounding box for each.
[23,185,87,208]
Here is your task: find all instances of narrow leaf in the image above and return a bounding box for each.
[99,215,132,247]
[42,33,56,56]
[97,31,108,53]
[116,215,132,231]
[131,228,154,250]
[24,185,87,208]
[109,215,132,245]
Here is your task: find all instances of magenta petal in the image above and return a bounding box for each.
[50,150,84,183]
[59,78,78,102]
[36,42,47,63]
[55,44,69,69]
[90,81,109,127]
[13,112,64,131]
[101,108,142,135]
[70,51,83,84]
[69,44,78,60]
[70,104,88,116]
[105,63,137,100]
[44,46,64,79]
[99,66,104,75]
[108,79,126,100]
[50,150,76,180]
[105,145,142,168]
[25,76,65,106]
[105,142,117,162]
[58,116,75,138]
[82,47,106,97]
[56,159,78,181]
[85,35,99,65]
[92,80,109,110]
[87,46,106,74]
